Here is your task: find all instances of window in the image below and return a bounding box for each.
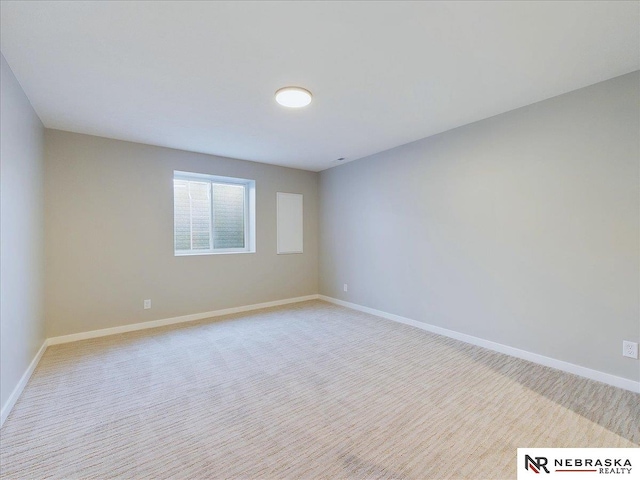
[173,171,255,255]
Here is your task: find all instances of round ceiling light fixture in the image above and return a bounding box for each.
[275,86,312,108]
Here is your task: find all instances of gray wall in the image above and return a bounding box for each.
[319,72,640,382]
[45,131,318,337]
[0,54,46,409]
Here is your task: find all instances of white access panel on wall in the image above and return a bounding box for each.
[277,192,303,254]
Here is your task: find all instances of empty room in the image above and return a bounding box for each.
[1,1,638,479]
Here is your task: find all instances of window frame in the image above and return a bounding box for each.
[173,171,256,256]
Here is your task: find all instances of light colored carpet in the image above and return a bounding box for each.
[1,300,638,479]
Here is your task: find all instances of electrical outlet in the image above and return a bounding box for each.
[343,284,348,292]
[144,299,151,310]
[622,341,638,359]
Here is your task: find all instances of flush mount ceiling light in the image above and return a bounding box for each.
[275,87,312,108]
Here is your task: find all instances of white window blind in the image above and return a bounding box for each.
[173,172,255,255]
[212,183,245,249]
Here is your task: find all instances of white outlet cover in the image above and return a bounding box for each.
[144,299,151,309]
[622,341,638,359]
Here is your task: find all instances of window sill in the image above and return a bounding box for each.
[175,250,256,257]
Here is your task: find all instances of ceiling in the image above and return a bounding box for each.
[1,1,638,171]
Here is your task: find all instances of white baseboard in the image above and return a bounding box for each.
[319,295,640,394]
[3,293,636,430]
[47,294,320,346]
[1,340,48,428]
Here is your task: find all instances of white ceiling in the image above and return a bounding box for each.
[1,1,638,171]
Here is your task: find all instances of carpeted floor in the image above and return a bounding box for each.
[1,300,638,479]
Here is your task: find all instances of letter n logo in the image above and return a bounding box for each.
[524,455,549,474]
